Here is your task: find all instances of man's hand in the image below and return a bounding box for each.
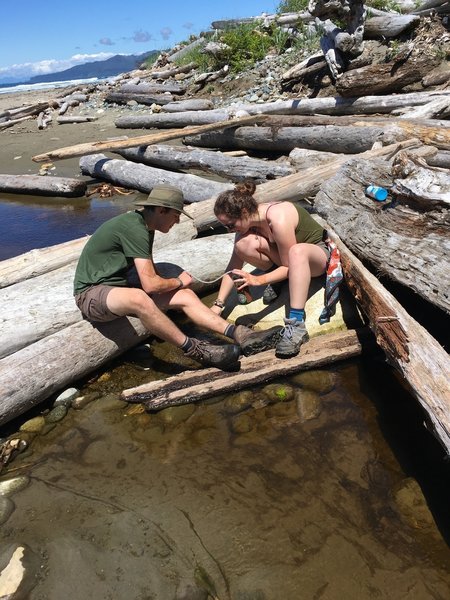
[178,271,193,288]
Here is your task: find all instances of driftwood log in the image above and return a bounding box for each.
[115,109,229,128]
[317,219,450,456]
[363,14,420,38]
[161,99,215,112]
[314,157,450,313]
[121,329,372,407]
[119,82,185,95]
[150,61,197,80]
[56,116,97,124]
[185,124,412,154]
[229,90,450,116]
[0,174,87,197]
[32,114,268,162]
[0,234,235,424]
[104,92,174,106]
[336,53,440,97]
[116,144,294,182]
[185,120,450,152]
[79,154,232,202]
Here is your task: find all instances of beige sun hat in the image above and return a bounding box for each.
[133,184,193,219]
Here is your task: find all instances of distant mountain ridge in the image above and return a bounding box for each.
[27,51,158,84]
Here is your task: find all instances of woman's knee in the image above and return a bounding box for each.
[288,244,308,266]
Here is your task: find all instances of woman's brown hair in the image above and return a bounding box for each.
[214,181,258,220]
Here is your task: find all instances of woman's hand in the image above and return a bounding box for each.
[231,269,260,289]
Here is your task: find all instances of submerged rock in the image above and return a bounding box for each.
[157,404,196,427]
[261,383,295,403]
[289,370,335,394]
[230,413,253,434]
[19,416,45,434]
[296,389,322,422]
[0,475,30,497]
[0,496,15,525]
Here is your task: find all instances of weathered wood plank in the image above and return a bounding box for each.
[121,329,372,408]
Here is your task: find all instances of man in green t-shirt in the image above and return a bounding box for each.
[74,185,282,370]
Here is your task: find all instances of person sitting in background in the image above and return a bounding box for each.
[212,181,330,358]
[73,184,281,370]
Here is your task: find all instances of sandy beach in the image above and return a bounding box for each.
[0,87,138,180]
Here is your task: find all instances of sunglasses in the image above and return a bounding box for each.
[222,220,237,232]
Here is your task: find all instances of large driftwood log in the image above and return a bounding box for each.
[0,235,235,424]
[0,238,89,289]
[161,99,215,112]
[185,124,411,154]
[0,234,234,360]
[229,90,450,116]
[104,92,174,105]
[364,14,420,38]
[115,109,229,128]
[119,82,186,94]
[79,154,232,202]
[116,144,294,182]
[121,329,371,407]
[32,114,268,162]
[0,174,87,197]
[314,157,450,313]
[336,53,440,97]
[316,218,450,455]
[150,61,197,80]
[186,121,450,152]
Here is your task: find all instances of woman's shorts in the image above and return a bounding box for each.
[316,240,331,263]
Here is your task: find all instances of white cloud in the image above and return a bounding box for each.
[0,52,116,80]
[132,30,152,43]
[160,27,173,40]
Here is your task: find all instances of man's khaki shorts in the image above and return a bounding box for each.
[74,285,120,322]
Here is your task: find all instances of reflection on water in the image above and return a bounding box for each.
[0,196,127,261]
[1,356,449,599]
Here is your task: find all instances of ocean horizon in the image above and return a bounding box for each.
[0,76,106,95]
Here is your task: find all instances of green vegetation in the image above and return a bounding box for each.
[277,0,309,13]
[365,0,402,12]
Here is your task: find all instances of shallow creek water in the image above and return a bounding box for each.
[1,351,449,600]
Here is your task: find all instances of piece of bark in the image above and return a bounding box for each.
[104,92,174,105]
[121,329,372,407]
[32,114,268,162]
[0,174,87,197]
[422,68,450,88]
[116,144,294,182]
[79,154,232,202]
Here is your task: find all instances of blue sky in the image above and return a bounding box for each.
[0,0,280,82]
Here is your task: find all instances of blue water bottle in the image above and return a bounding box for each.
[366,184,388,202]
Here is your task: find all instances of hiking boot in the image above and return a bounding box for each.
[233,324,283,357]
[262,282,283,305]
[275,318,309,358]
[185,339,240,370]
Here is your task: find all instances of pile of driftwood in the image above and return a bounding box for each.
[0,6,449,452]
